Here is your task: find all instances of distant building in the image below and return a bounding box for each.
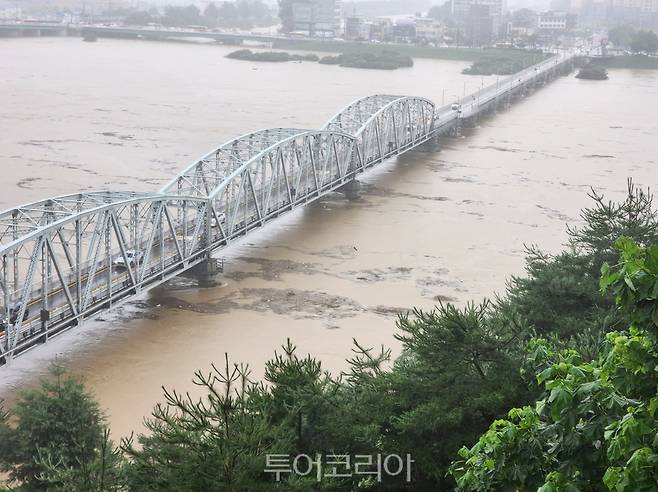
[344,15,363,39]
[414,17,444,42]
[451,0,507,21]
[466,4,495,45]
[291,0,342,37]
[578,0,612,28]
[538,10,567,29]
[391,18,417,42]
[608,0,658,29]
[612,0,658,13]
[537,10,577,30]
[368,18,392,41]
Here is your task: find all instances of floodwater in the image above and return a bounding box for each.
[1,37,657,438]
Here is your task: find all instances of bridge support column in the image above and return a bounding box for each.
[449,117,462,137]
[183,256,224,287]
[0,341,12,366]
[337,179,361,200]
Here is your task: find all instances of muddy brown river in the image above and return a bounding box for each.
[1,37,657,437]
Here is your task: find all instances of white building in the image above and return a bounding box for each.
[538,10,569,29]
[414,17,444,41]
[292,0,342,37]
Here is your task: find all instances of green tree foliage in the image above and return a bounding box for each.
[503,181,657,358]
[162,5,201,27]
[121,1,273,29]
[451,237,658,491]
[215,1,272,29]
[124,10,153,26]
[0,400,11,465]
[374,302,531,488]
[428,1,453,24]
[123,303,529,490]
[319,51,414,70]
[227,49,319,62]
[512,8,538,28]
[575,65,609,80]
[608,26,658,54]
[0,364,121,490]
[203,2,219,28]
[608,25,636,47]
[35,429,126,491]
[123,353,291,490]
[630,30,658,54]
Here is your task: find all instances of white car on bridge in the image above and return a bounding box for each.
[112,249,144,269]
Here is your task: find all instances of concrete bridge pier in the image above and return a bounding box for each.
[449,117,462,137]
[183,256,224,287]
[337,178,361,199]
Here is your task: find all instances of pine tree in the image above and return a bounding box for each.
[0,363,112,490]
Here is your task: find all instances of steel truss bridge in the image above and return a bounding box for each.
[0,53,575,364]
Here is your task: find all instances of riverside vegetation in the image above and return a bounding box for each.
[270,40,548,73]
[226,49,319,63]
[1,181,657,491]
[576,65,609,80]
[461,51,547,76]
[227,48,413,70]
[319,51,413,70]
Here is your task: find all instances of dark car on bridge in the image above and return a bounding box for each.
[0,302,30,330]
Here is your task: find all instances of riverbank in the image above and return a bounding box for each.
[599,55,658,69]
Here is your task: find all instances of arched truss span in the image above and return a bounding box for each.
[204,130,357,243]
[0,193,213,355]
[323,94,406,135]
[322,95,436,165]
[160,128,310,198]
[0,94,438,361]
[0,191,159,247]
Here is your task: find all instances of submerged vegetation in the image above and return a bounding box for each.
[1,182,657,490]
[226,49,319,63]
[576,64,609,80]
[274,39,547,63]
[319,50,413,70]
[462,51,547,75]
[226,48,412,70]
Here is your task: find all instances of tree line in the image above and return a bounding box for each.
[608,26,658,54]
[123,1,275,30]
[1,181,657,490]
